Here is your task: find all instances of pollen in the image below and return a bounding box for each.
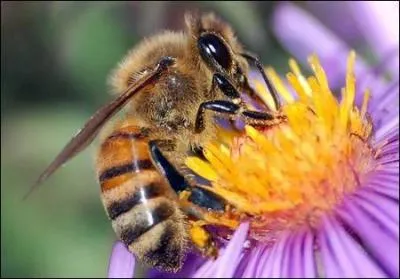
[185,51,378,244]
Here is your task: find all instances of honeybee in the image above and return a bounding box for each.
[27,12,283,272]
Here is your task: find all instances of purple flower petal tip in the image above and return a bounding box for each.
[108,241,135,279]
[192,222,250,278]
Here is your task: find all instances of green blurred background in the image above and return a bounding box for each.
[1,1,293,277]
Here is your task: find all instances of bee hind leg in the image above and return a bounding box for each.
[148,140,189,193]
[149,140,230,212]
[188,219,219,259]
[178,188,240,258]
[148,141,240,258]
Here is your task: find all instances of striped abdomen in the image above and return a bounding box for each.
[97,125,187,271]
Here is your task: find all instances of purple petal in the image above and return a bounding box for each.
[318,217,357,278]
[354,191,399,238]
[374,125,399,150]
[289,230,305,277]
[377,156,399,167]
[364,181,399,201]
[357,50,399,100]
[241,230,316,278]
[369,80,399,114]
[231,249,250,278]
[365,181,399,202]
[375,135,399,161]
[147,252,205,278]
[378,145,399,159]
[191,222,249,278]
[269,232,290,277]
[369,81,399,132]
[272,2,391,109]
[359,187,399,218]
[257,238,277,277]
[253,245,272,277]
[320,214,387,277]
[347,1,399,77]
[272,2,368,89]
[108,241,135,279]
[259,232,290,277]
[368,170,399,186]
[302,228,317,277]
[375,133,399,166]
[336,200,399,277]
[305,1,364,47]
[212,222,249,278]
[192,257,217,278]
[375,115,399,142]
[232,249,251,278]
[240,246,264,278]
[280,233,294,277]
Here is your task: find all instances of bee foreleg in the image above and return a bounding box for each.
[195,100,240,133]
[212,73,241,101]
[212,71,272,113]
[240,51,281,110]
[194,100,277,133]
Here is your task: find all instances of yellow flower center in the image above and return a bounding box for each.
[186,52,380,244]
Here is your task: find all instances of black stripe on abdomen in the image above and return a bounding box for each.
[107,182,164,220]
[99,160,153,182]
[143,224,183,271]
[119,202,174,245]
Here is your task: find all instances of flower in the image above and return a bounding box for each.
[106,3,399,277]
[107,50,399,278]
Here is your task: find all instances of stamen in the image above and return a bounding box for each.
[265,67,294,103]
[361,89,371,119]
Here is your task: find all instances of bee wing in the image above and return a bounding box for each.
[24,57,175,200]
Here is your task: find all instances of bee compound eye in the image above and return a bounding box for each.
[198,33,232,70]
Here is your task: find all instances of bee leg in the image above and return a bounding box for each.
[212,73,242,103]
[148,140,189,193]
[240,51,281,110]
[188,220,219,259]
[178,189,240,258]
[181,188,239,229]
[195,100,240,133]
[178,191,220,259]
[149,140,230,213]
[194,100,276,133]
[211,72,267,111]
[148,141,241,257]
